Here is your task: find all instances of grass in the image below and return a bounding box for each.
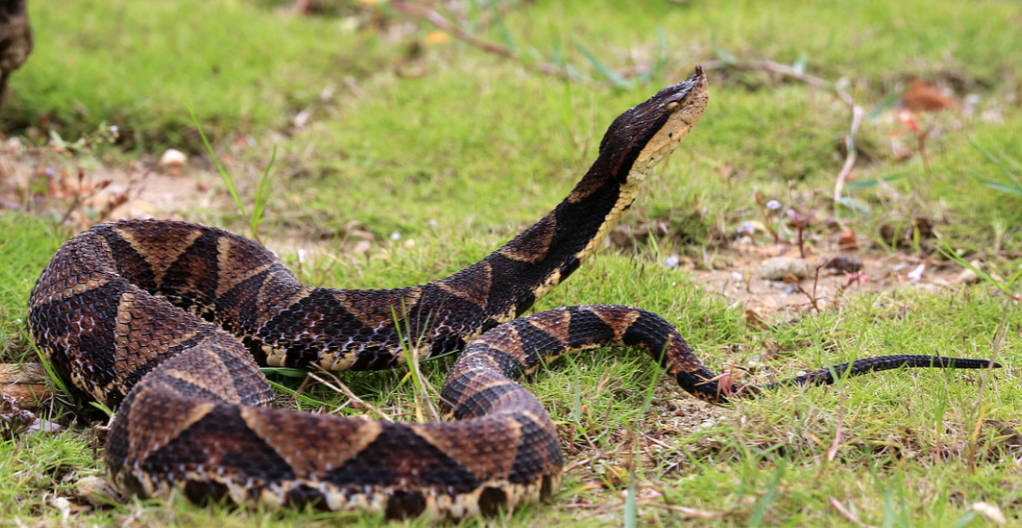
[2,0,1022,526]
[1,0,396,151]
[2,220,1019,526]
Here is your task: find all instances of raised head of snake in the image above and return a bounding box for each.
[471,66,709,327]
[594,64,709,187]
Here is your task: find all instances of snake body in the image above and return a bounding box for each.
[27,68,998,518]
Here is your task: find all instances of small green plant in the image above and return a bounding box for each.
[938,240,1022,301]
[190,110,277,244]
[967,137,1022,197]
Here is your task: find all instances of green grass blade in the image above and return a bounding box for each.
[261,367,310,378]
[89,400,115,418]
[980,181,1022,195]
[712,40,738,65]
[949,511,978,528]
[994,145,1022,173]
[968,136,1022,191]
[748,463,784,527]
[30,341,73,402]
[624,469,637,528]
[190,109,248,221]
[265,379,329,408]
[844,172,909,192]
[1004,267,1022,289]
[836,196,873,215]
[573,40,633,89]
[868,89,906,119]
[637,26,668,84]
[936,240,1017,297]
[250,145,278,242]
[493,8,517,56]
[792,53,808,75]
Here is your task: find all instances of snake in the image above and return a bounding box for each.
[27,67,999,518]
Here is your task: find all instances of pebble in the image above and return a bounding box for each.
[954,267,980,285]
[759,257,809,281]
[711,256,734,270]
[76,476,123,506]
[4,136,23,154]
[823,254,863,273]
[158,148,187,175]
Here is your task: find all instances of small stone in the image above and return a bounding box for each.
[971,502,1007,525]
[50,496,71,520]
[906,264,925,281]
[711,256,733,270]
[158,149,187,176]
[4,136,23,154]
[293,109,312,128]
[823,255,863,273]
[759,257,809,281]
[352,240,371,255]
[837,229,858,250]
[954,267,980,285]
[76,476,124,506]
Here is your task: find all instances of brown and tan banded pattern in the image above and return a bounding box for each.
[28,68,998,519]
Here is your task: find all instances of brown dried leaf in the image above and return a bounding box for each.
[837,229,858,251]
[745,308,767,329]
[903,80,957,113]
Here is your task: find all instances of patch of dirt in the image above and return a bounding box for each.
[0,147,228,224]
[688,241,969,321]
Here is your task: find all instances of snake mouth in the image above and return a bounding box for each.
[661,64,709,107]
[617,66,709,181]
[595,66,709,183]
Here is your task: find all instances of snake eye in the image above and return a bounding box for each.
[667,101,681,112]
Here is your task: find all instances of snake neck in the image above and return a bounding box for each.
[435,159,644,327]
[423,71,710,354]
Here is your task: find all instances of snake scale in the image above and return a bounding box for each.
[28,67,999,518]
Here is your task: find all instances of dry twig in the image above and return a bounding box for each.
[388,1,566,79]
[829,497,878,528]
[309,370,394,422]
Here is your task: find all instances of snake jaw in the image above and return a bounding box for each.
[593,66,709,187]
[628,67,709,180]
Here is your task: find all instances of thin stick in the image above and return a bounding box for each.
[833,104,864,205]
[309,370,394,423]
[829,497,878,528]
[702,59,853,105]
[388,1,567,79]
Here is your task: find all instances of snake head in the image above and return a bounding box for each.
[598,66,709,182]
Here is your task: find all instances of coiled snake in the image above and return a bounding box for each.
[28,67,998,518]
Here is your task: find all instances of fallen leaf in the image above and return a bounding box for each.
[837,229,858,250]
[903,79,957,113]
[745,308,767,329]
